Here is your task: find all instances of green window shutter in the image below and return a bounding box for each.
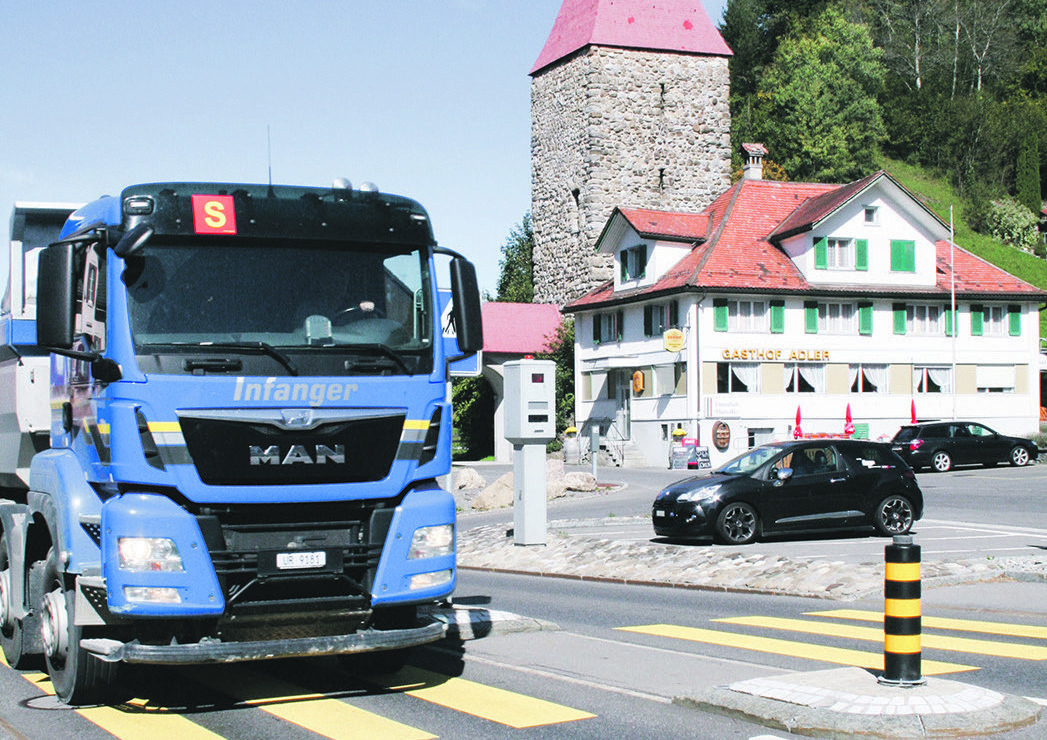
[893,303,907,335]
[891,240,915,272]
[643,306,653,337]
[593,314,602,344]
[616,310,624,341]
[770,300,785,334]
[1008,305,1021,336]
[638,244,647,278]
[945,307,955,337]
[620,252,628,281]
[970,304,983,336]
[814,238,828,269]
[855,239,869,271]
[668,300,679,327]
[713,299,728,332]
[858,302,873,335]
[804,301,819,334]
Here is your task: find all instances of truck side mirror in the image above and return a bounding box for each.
[36,243,76,349]
[449,258,483,354]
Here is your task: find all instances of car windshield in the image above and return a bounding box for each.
[717,445,783,476]
[124,240,433,354]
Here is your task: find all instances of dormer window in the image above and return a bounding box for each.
[620,244,647,281]
[864,205,879,224]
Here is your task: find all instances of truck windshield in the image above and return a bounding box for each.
[123,240,433,373]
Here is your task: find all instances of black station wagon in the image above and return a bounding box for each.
[891,421,1038,472]
[652,439,923,545]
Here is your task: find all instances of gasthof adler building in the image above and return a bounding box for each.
[530,0,733,307]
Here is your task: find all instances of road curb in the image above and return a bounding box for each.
[425,604,559,641]
[678,667,1042,738]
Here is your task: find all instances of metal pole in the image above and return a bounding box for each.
[590,425,599,480]
[880,535,924,686]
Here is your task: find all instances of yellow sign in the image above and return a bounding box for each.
[721,348,830,362]
[663,328,686,352]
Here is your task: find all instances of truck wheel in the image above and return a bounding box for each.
[0,532,28,667]
[39,549,118,704]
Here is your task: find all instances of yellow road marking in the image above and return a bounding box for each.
[807,609,1047,641]
[380,666,596,729]
[191,667,434,740]
[717,615,1047,660]
[617,624,977,675]
[22,671,225,740]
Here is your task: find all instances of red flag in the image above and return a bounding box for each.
[910,399,917,424]
[844,404,855,436]
[793,406,803,438]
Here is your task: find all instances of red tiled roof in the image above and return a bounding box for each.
[530,0,732,75]
[565,176,1046,311]
[618,207,710,241]
[481,302,563,354]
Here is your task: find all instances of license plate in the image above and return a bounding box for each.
[654,510,666,518]
[276,551,326,570]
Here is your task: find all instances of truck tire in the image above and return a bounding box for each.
[0,531,30,668]
[39,548,119,704]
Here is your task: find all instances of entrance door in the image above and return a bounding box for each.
[613,369,632,439]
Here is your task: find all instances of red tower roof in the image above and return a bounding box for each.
[530,0,732,75]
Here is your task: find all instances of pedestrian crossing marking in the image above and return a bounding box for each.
[715,616,1047,660]
[379,666,596,729]
[807,609,1047,641]
[20,670,226,740]
[191,666,435,740]
[616,624,978,675]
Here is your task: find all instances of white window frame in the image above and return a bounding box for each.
[826,238,855,270]
[728,299,769,333]
[981,305,1007,336]
[914,365,953,394]
[907,304,944,336]
[784,363,826,393]
[849,363,887,393]
[717,362,759,393]
[818,302,857,334]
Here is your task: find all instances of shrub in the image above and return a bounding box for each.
[985,197,1040,252]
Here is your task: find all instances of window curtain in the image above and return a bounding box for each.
[732,363,759,392]
[798,363,825,392]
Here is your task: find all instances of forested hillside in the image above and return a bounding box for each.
[720,0,1047,336]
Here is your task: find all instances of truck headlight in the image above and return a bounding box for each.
[118,537,185,572]
[124,586,181,604]
[408,524,454,559]
[409,569,453,590]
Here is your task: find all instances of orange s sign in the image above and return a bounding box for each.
[191,194,237,234]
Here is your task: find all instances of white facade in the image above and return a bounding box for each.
[570,177,1044,468]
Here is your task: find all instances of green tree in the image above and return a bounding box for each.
[536,319,575,448]
[752,6,887,182]
[1016,130,1041,213]
[495,214,534,303]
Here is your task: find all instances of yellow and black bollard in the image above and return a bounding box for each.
[880,534,924,686]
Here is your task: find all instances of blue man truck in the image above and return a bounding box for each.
[0,181,482,704]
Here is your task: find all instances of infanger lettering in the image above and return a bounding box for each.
[721,348,831,362]
[233,377,360,407]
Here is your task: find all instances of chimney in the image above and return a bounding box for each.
[742,143,768,181]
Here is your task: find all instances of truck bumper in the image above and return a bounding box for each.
[79,618,446,664]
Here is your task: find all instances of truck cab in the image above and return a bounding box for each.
[1,181,482,703]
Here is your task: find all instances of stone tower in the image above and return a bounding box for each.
[530,0,733,306]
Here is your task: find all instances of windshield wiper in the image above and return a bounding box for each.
[163,341,299,376]
[343,344,412,375]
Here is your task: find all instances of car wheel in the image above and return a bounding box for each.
[931,450,952,472]
[1009,446,1030,467]
[714,502,759,545]
[874,495,914,536]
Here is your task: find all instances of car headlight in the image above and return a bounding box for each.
[408,524,454,559]
[118,537,184,572]
[677,485,721,503]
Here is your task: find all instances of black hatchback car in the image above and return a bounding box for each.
[891,421,1038,472]
[652,439,923,545]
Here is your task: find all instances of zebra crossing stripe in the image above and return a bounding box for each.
[716,615,1047,661]
[380,666,596,728]
[616,624,977,675]
[20,672,225,740]
[189,666,434,740]
[806,609,1047,641]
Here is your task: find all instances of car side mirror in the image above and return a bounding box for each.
[776,467,793,482]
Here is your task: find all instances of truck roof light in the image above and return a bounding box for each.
[358,182,379,193]
[124,196,155,216]
[331,178,352,191]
